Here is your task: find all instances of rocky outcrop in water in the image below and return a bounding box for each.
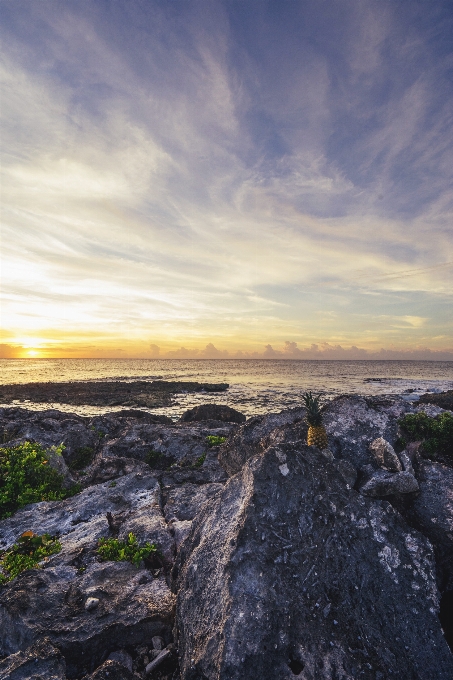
[0,380,229,409]
[0,395,452,679]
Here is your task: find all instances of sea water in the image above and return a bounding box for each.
[1,359,452,419]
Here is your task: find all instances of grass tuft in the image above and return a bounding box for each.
[0,532,61,584]
[97,532,156,567]
[398,412,453,464]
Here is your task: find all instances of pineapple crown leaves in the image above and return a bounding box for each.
[302,391,323,427]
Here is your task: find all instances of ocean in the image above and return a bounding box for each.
[1,358,453,420]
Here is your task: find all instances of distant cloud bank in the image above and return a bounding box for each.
[2,341,453,361]
[148,342,453,361]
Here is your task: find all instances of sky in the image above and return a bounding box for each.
[1,0,452,360]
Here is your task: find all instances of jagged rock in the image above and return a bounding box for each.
[334,459,357,487]
[359,469,419,497]
[173,440,453,680]
[398,450,415,475]
[180,404,246,424]
[0,638,66,680]
[368,437,402,471]
[0,408,98,470]
[99,422,233,469]
[400,461,453,594]
[163,483,224,522]
[323,395,411,469]
[0,473,175,677]
[83,457,152,486]
[419,390,453,411]
[169,520,193,550]
[218,408,305,475]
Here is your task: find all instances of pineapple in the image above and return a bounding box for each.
[302,392,328,449]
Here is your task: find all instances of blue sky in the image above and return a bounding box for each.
[1,0,452,358]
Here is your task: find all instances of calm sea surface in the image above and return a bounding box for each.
[1,359,453,419]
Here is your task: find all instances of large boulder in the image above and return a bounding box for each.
[0,472,175,678]
[400,461,453,594]
[218,408,305,475]
[173,439,453,679]
[323,395,411,470]
[180,404,246,424]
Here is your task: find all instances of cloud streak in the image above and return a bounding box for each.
[1,0,452,355]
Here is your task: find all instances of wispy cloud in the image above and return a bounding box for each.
[1,0,452,355]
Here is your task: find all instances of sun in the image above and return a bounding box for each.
[26,349,40,358]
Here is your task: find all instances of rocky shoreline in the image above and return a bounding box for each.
[0,395,452,679]
[0,380,229,410]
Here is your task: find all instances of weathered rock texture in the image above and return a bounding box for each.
[419,390,453,411]
[1,395,453,679]
[0,473,176,678]
[174,436,453,680]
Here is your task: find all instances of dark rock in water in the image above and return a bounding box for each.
[180,404,246,424]
[173,439,453,679]
[0,638,66,680]
[0,379,228,409]
[419,390,453,411]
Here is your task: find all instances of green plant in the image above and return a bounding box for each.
[193,453,206,468]
[205,435,227,447]
[0,442,80,520]
[0,532,61,584]
[69,446,94,471]
[97,532,156,567]
[398,412,453,463]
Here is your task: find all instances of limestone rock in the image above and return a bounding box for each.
[360,470,419,497]
[163,483,224,522]
[173,441,452,680]
[401,461,453,594]
[218,408,305,475]
[0,638,66,680]
[323,395,411,469]
[369,437,402,471]
[0,472,175,677]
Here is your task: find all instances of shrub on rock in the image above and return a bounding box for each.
[0,441,79,520]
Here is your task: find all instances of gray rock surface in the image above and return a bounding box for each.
[368,437,402,471]
[173,440,453,680]
[163,483,224,522]
[323,395,411,469]
[0,638,66,680]
[400,461,453,594]
[360,469,419,497]
[0,472,175,677]
[218,408,305,475]
[1,400,453,679]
